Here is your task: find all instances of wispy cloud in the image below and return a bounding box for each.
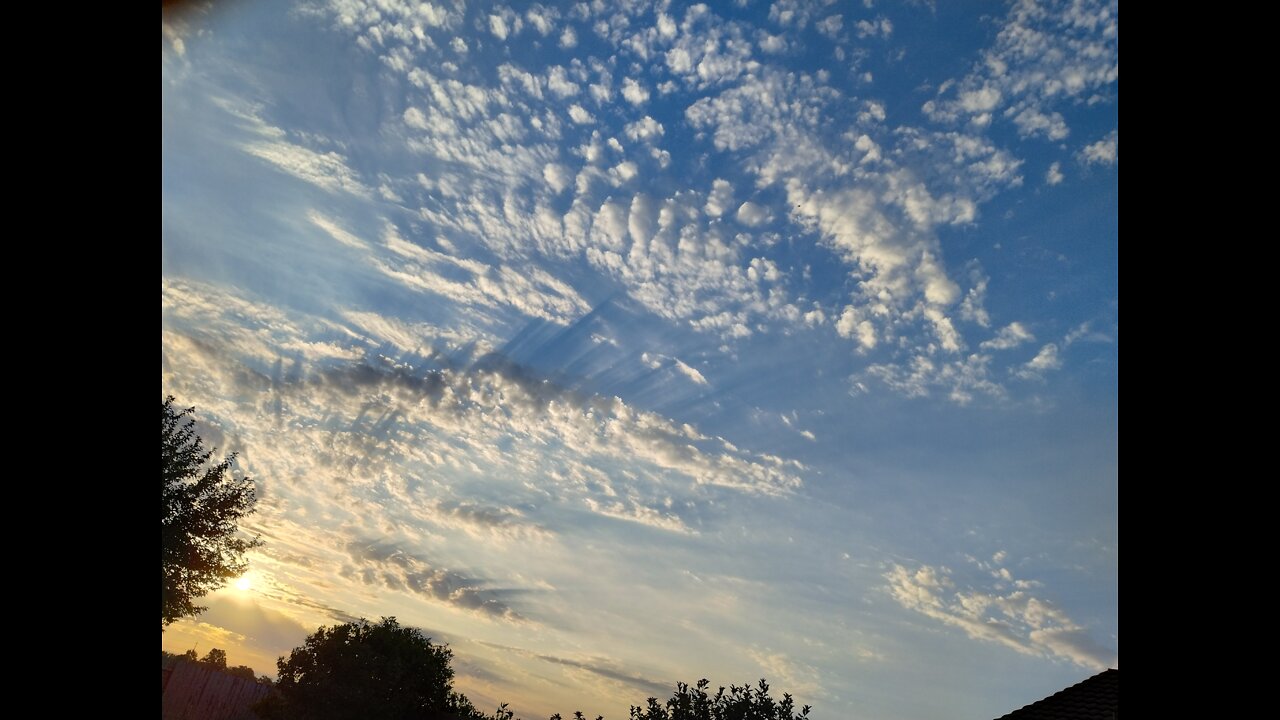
[479,641,671,698]
[885,562,1115,670]
[981,322,1035,351]
[1079,129,1119,166]
[241,139,370,198]
[1015,343,1062,380]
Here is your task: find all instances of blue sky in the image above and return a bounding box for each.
[161,1,1117,718]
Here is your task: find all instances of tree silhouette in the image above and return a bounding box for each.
[254,617,490,720]
[628,679,811,720]
[162,396,261,627]
[201,647,227,669]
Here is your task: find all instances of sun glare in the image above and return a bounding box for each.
[234,575,252,592]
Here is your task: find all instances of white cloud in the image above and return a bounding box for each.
[855,17,892,39]
[657,11,677,39]
[1064,321,1112,345]
[836,306,876,350]
[643,352,710,387]
[735,201,770,227]
[1013,107,1069,140]
[661,7,759,89]
[673,360,708,386]
[622,77,650,105]
[885,563,1116,670]
[1016,343,1062,380]
[559,25,577,48]
[525,5,559,36]
[375,222,593,325]
[981,322,1034,350]
[308,211,368,250]
[816,15,843,39]
[1045,161,1064,186]
[624,116,664,142]
[861,353,1005,405]
[403,106,427,129]
[921,0,1117,141]
[757,31,787,54]
[547,66,580,98]
[543,163,572,194]
[610,161,639,184]
[241,139,370,197]
[1080,129,1118,166]
[704,179,734,218]
[959,86,1002,114]
[306,0,1082,401]
[489,14,510,40]
[164,282,805,530]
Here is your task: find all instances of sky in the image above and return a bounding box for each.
[161,1,1118,718]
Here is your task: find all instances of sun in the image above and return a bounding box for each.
[234,575,252,592]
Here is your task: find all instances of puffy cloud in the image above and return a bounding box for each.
[860,353,1005,405]
[921,0,1117,141]
[735,201,770,227]
[559,25,577,48]
[610,160,639,184]
[621,77,650,105]
[816,15,843,39]
[757,31,786,53]
[855,17,892,39]
[624,116,664,142]
[1013,107,1069,140]
[1045,161,1064,186]
[544,163,573,194]
[489,14,510,40]
[296,0,1095,403]
[546,66,580,98]
[704,179,734,218]
[525,5,559,36]
[1080,129,1118,166]
[836,306,876,351]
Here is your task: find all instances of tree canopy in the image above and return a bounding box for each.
[254,617,489,720]
[627,679,810,720]
[162,396,261,627]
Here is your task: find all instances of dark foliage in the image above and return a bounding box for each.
[162,648,267,685]
[162,396,261,627]
[254,617,492,720]
[201,647,228,669]
[627,679,811,720]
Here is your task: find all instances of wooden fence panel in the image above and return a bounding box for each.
[161,661,272,720]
